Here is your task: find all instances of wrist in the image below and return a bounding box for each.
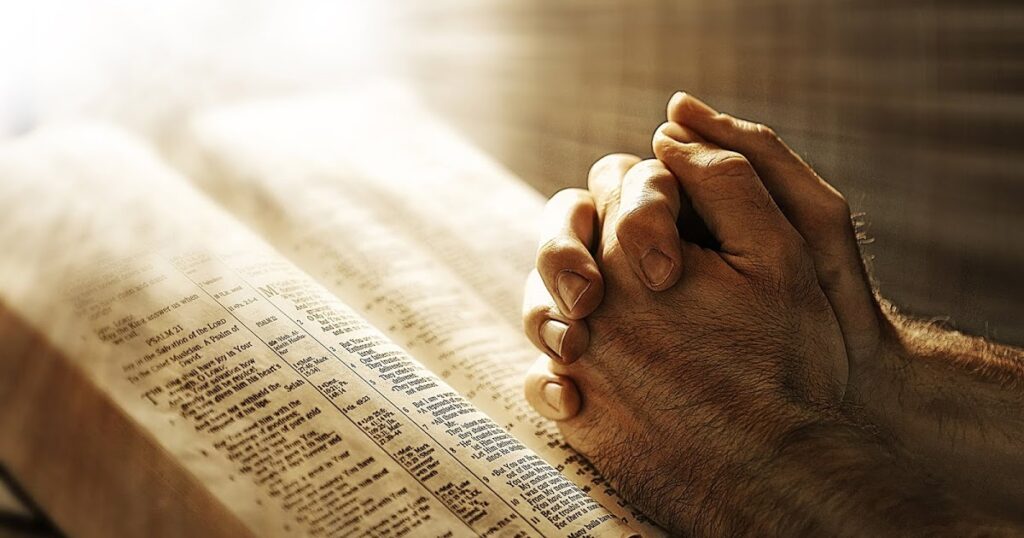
[842,305,1024,522]
[692,419,1007,537]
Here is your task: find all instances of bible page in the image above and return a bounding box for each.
[172,86,662,535]
[0,125,636,537]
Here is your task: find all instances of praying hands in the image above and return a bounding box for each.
[521,93,1024,536]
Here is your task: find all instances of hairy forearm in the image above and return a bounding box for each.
[847,304,1024,521]
[692,421,1016,537]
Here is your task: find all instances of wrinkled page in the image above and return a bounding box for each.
[0,125,636,537]
[174,87,661,535]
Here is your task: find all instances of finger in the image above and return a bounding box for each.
[614,159,683,290]
[655,119,705,144]
[524,355,582,421]
[522,269,590,364]
[652,122,801,263]
[645,122,717,249]
[667,92,879,360]
[588,154,639,265]
[536,188,604,319]
[587,153,639,225]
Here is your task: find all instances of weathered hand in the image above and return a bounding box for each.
[524,92,881,371]
[522,94,1024,531]
[527,140,861,532]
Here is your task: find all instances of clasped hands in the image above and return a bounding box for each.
[519,93,1023,535]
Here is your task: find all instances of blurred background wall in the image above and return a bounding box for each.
[388,0,1024,345]
[1,0,1021,349]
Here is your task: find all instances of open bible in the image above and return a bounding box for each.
[0,87,663,537]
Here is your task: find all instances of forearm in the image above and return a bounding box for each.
[693,421,1016,537]
[847,305,1024,520]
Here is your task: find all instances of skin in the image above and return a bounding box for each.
[521,93,1024,535]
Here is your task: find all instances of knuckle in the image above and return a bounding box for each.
[613,216,644,253]
[630,159,676,195]
[631,158,671,179]
[701,151,755,183]
[815,256,848,290]
[652,134,686,162]
[819,191,853,229]
[800,189,855,247]
[751,122,781,145]
[614,205,659,244]
[589,153,639,182]
[537,236,582,266]
[548,187,590,207]
[733,117,783,149]
[596,187,622,219]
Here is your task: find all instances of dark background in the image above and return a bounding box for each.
[388,0,1024,345]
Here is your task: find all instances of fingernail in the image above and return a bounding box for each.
[540,320,568,356]
[556,271,590,313]
[541,381,564,413]
[640,249,674,287]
